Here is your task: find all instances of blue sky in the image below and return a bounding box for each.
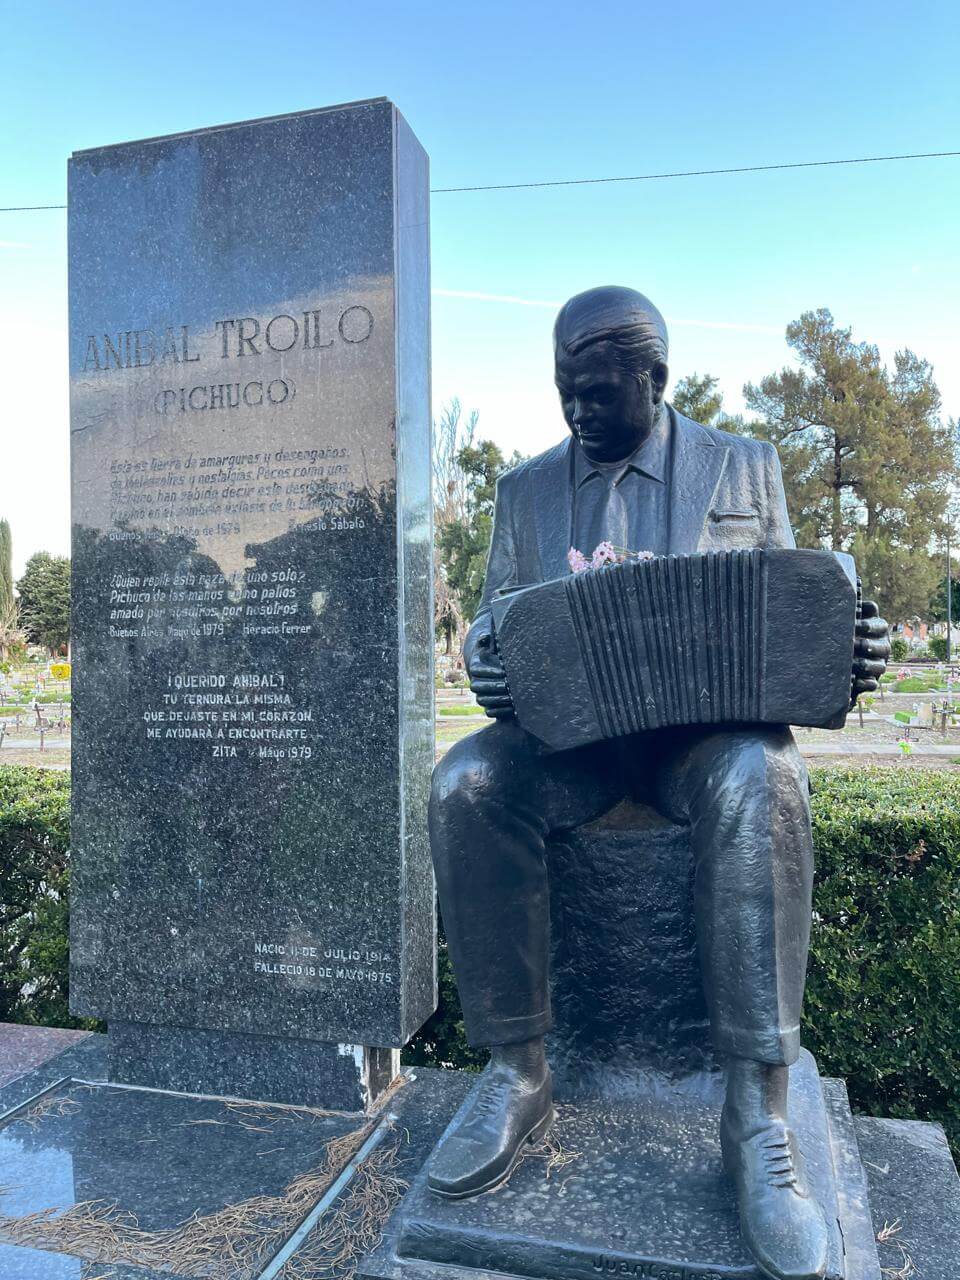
[1,0,958,575]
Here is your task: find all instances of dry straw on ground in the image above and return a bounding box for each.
[0,1105,405,1278]
[518,1104,583,1188]
[277,1137,408,1280]
[876,1219,916,1280]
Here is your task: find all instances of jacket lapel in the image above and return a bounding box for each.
[667,409,730,554]
[530,437,575,581]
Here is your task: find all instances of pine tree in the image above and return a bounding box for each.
[16,552,71,654]
[743,309,957,623]
[0,519,13,616]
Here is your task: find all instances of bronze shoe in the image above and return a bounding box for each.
[427,1066,554,1199]
[721,1118,829,1280]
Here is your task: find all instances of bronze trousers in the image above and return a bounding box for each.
[429,719,812,1065]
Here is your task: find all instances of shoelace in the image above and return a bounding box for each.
[471,1076,511,1120]
[761,1134,799,1188]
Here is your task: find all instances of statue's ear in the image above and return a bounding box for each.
[651,361,669,404]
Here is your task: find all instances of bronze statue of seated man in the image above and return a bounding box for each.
[427,286,889,1280]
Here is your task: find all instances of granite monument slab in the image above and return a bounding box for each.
[68,99,435,1109]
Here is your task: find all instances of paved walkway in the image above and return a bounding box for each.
[800,740,960,756]
[438,716,959,758]
[0,1022,91,1088]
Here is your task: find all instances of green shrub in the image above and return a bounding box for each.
[929,635,950,662]
[411,768,960,1152]
[805,768,960,1152]
[893,676,940,693]
[890,637,909,663]
[3,763,958,1150]
[0,766,89,1028]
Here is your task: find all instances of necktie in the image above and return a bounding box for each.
[602,471,630,550]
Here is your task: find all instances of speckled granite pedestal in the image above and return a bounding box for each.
[0,1036,956,1280]
[360,1057,879,1280]
[360,807,958,1280]
[67,98,435,1119]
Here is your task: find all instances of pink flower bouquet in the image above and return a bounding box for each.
[567,541,655,574]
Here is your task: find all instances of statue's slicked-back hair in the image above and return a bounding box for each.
[554,286,668,377]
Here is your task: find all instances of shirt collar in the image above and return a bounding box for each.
[573,407,670,489]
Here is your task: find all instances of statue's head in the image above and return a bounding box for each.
[553,286,669,463]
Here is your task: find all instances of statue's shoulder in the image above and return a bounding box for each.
[497,438,571,490]
[673,409,778,468]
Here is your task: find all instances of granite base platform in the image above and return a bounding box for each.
[360,1052,879,1280]
[107,1021,399,1112]
[0,1029,471,1280]
[1,1032,957,1280]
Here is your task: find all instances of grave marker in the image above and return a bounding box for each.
[69,99,435,1109]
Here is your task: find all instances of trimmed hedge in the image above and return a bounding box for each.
[406,767,960,1151]
[2,763,959,1151]
[0,766,77,1027]
[805,767,960,1149]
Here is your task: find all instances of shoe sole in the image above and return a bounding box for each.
[429,1106,555,1200]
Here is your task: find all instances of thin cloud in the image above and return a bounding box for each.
[433,288,561,308]
[433,288,781,334]
[668,316,782,335]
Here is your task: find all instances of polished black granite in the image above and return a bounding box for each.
[856,1114,960,1280]
[108,1021,397,1110]
[68,100,435,1097]
[0,1243,179,1279]
[0,1035,107,1117]
[0,1036,469,1280]
[0,1024,92,1089]
[360,1051,868,1280]
[0,1075,365,1277]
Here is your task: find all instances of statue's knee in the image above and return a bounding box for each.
[752,731,808,794]
[430,736,500,814]
[694,731,807,814]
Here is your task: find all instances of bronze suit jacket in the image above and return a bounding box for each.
[465,406,796,668]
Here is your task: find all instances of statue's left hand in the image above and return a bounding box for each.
[852,599,890,699]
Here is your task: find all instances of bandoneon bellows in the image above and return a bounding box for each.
[491,549,858,751]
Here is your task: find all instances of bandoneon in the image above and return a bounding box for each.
[491,548,858,751]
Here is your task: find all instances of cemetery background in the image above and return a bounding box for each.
[2,290,960,1275]
[1,4,959,1275]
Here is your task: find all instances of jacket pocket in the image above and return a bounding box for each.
[709,508,760,524]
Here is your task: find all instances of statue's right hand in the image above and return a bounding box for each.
[468,628,515,719]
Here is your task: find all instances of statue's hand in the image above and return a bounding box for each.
[852,599,890,699]
[468,627,515,719]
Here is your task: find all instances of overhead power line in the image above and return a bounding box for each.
[432,149,960,193]
[2,148,958,211]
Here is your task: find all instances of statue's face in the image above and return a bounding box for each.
[554,341,664,464]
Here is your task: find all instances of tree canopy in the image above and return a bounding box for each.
[742,309,956,622]
[0,519,13,616]
[671,373,724,425]
[671,315,957,621]
[433,399,524,649]
[16,552,71,654]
